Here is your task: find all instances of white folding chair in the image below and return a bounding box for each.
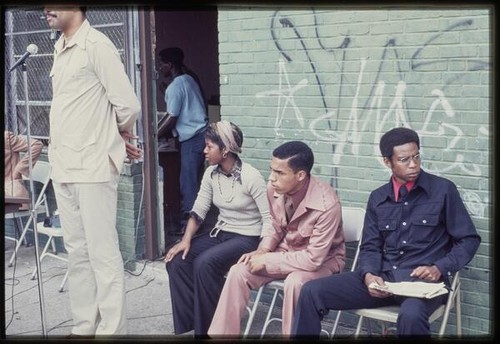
[5,161,51,267]
[329,207,366,336]
[346,271,461,337]
[331,211,462,337]
[30,221,69,292]
[243,206,366,338]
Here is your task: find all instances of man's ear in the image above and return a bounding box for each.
[383,157,392,169]
[296,170,307,182]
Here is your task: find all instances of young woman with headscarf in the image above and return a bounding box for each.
[163,120,271,338]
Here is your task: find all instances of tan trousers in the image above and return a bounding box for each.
[208,262,333,336]
[52,163,127,335]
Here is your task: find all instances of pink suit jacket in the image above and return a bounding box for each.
[260,176,346,275]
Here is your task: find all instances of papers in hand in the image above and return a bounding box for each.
[369,281,448,299]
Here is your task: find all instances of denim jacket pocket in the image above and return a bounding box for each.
[411,214,439,243]
[378,219,398,232]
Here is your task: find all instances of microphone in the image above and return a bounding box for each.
[9,44,39,72]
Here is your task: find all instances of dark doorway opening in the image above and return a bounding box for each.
[153,9,220,251]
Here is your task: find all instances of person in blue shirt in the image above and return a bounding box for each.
[158,47,208,232]
[291,127,481,337]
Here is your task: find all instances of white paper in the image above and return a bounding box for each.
[369,281,448,299]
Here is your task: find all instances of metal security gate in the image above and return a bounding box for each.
[3,6,140,139]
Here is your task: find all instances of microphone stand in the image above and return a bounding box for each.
[20,61,48,338]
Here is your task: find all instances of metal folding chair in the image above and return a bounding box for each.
[30,221,69,292]
[5,161,51,267]
[343,271,462,337]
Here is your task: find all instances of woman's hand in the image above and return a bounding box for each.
[164,239,191,263]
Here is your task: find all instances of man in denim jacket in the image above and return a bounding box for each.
[292,127,481,337]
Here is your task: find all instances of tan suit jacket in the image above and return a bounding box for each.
[4,131,43,200]
[48,20,141,183]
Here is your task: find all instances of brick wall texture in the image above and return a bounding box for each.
[217,7,492,335]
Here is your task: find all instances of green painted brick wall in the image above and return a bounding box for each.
[218,7,492,336]
[117,162,145,264]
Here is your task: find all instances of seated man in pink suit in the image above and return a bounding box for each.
[208,140,345,337]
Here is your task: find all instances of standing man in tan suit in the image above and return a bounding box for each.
[209,141,345,336]
[4,131,43,209]
[44,6,141,337]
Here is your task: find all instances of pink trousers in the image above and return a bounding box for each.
[208,262,333,336]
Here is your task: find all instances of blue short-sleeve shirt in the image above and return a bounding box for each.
[165,74,208,142]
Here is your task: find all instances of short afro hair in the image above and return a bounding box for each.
[159,47,184,69]
[272,141,314,175]
[379,127,420,159]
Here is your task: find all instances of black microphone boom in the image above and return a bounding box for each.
[9,44,39,72]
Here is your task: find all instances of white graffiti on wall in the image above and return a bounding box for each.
[255,14,490,218]
[255,57,489,217]
[256,59,308,138]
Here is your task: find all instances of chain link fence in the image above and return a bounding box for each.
[4,6,133,143]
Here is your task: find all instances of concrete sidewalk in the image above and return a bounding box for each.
[4,240,353,340]
[4,240,175,338]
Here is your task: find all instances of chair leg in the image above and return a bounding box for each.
[438,288,459,337]
[355,316,364,337]
[15,217,29,246]
[243,286,264,337]
[260,288,281,338]
[50,238,57,254]
[31,236,52,280]
[59,270,69,292]
[456,289,462,336]
[331,310,342,337]
[381,320,389,335]
[320,327,330,337]
[8,215,34,267]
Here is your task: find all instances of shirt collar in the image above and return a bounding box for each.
[392,176,415,202]
[286,176,310,210]
[381,169,432,204]
[55,19,91,53]
[211,156,242,184]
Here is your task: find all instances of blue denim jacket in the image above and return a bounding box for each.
[358,170,481,286]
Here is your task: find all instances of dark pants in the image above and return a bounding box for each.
[292,270,447,337]
[166,230,259,336]
[179,130,206,217]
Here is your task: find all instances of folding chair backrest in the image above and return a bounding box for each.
[22,161,51,215]
[341,206,365,272]
[23,160,51,185]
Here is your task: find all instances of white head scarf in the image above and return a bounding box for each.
[214,120,242,155]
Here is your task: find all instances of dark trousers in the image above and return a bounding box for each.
[179,130,206,217]
[292,270,447,337]
[166,230,259,335]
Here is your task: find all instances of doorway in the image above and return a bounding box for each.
[153,8,220,251]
